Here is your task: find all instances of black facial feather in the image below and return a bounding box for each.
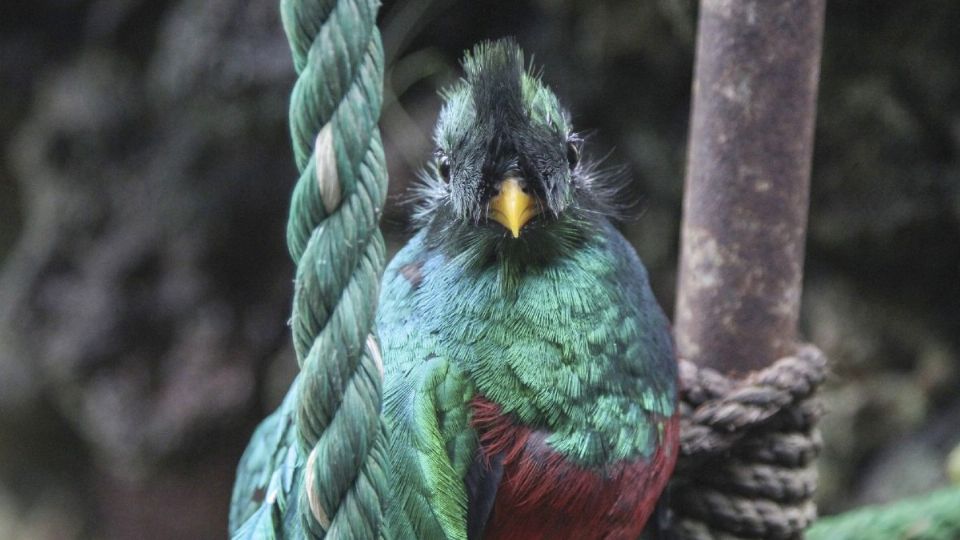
[411,38,633,275]
[466,41,569,215]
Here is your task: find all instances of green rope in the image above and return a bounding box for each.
[281,0,390,537]
[807,486,960,540]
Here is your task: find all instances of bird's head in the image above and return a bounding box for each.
[413,39,622,270]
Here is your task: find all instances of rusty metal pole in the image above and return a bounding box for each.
[675,0,825,376]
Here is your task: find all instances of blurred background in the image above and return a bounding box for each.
[1,0,958,538]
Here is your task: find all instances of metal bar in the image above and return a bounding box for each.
[675,0,826,375]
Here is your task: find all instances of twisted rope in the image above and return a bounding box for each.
[669,344,828,539]
[281,0,390,537]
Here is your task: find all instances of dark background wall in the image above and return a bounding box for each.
[0,0,958,537]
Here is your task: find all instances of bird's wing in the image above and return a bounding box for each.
[229,379,304,538]
[384,354,477,540]
[378,234,481,540]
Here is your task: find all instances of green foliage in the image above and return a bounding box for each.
[808,487,960,540]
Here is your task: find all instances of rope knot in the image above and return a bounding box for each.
[670,344,828,540]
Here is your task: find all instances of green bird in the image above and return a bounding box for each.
[378,39,679,540]
[230,378,305,538]
[228,38,678,540]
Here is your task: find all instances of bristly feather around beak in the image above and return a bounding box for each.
[488,177,539,238]
[411,39,637,270]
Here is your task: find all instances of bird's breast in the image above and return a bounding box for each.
[471,397,679,540]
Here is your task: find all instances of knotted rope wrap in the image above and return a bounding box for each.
[670,344,828,540]
[281,0,390,537]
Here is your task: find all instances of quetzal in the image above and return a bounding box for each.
[228,38,678,540]
[378,39,679,539]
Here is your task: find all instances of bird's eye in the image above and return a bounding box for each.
[566,140,580,170]
[438,155,451,181]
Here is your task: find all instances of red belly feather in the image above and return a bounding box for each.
[471,397,679,540]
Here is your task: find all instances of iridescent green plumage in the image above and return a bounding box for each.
[230,380,304,539]
[375,40,677,540]
[378,222,676,539]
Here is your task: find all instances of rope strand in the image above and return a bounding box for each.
[280,0,389,536]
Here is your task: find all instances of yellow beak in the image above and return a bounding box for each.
[489,177,538,238]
